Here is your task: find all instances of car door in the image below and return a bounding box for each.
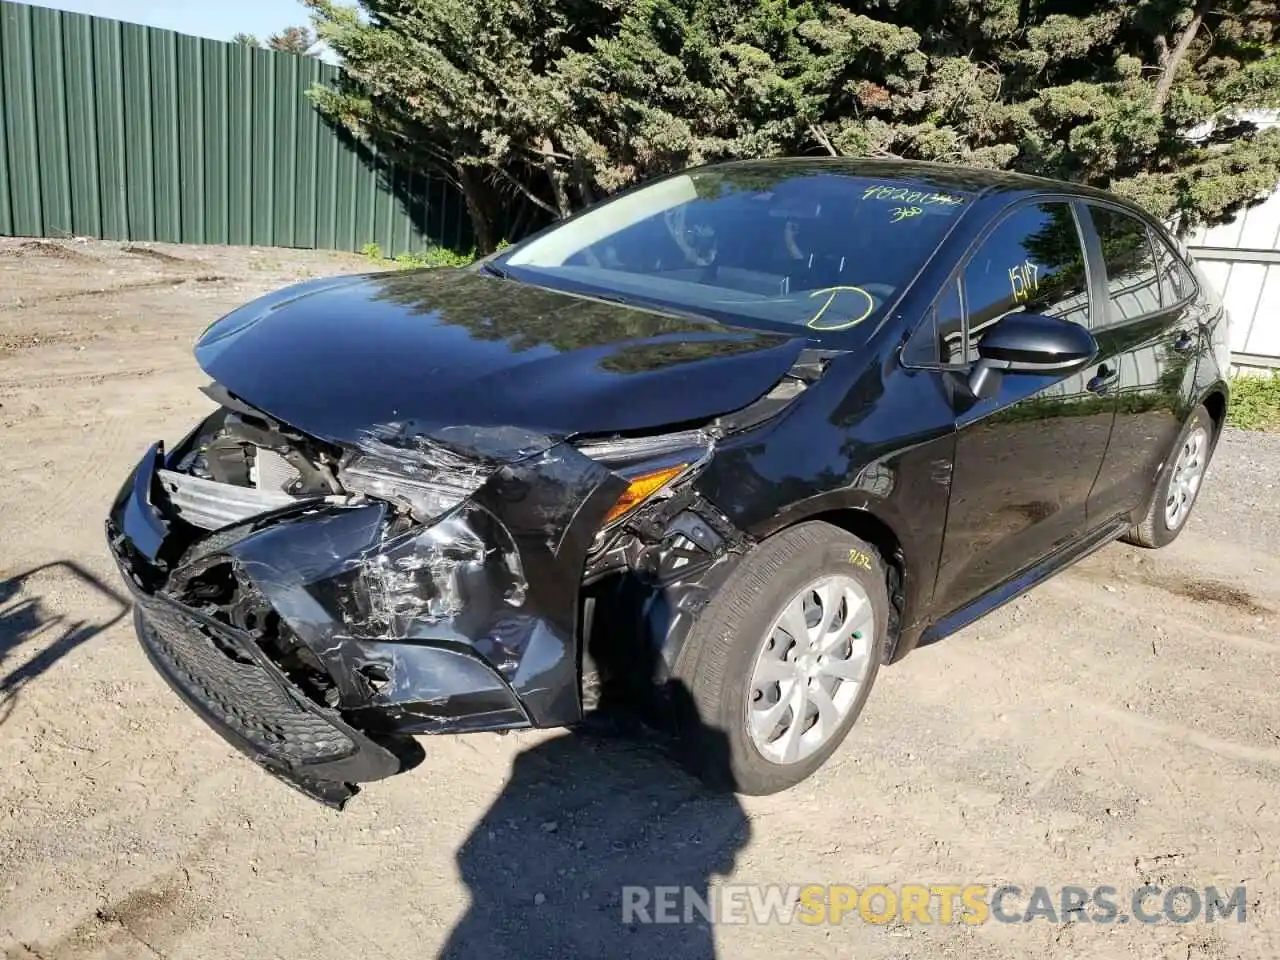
[921,199,1117,617]
[1079,204,1202,524]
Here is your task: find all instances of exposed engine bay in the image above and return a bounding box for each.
[157,385,344,530]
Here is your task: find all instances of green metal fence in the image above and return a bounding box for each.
[0,0,470,255]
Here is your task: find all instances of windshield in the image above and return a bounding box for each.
[498,165,974,337]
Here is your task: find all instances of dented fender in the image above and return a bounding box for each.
[582,495,753,708]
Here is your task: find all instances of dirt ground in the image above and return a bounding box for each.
[1,237,1278,960]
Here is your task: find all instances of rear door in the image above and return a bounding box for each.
[923,199,1116,616]
[1079,204,1201,524]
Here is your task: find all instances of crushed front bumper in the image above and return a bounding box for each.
[130,591,402,807]
[106,438,624,807]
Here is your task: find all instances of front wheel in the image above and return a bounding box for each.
[671,521,887,795]
[1122,405,1215,548]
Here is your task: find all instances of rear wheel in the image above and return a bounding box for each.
[671,522,887,795]
[1122,405,1215,548]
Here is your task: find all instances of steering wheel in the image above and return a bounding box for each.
[664,207,718,267]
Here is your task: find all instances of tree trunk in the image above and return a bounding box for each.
[574,156,597,208]
[1017,0,1032,30]
[1153,0,1210,112]
[456,164,496,253]
[539,137,573,219]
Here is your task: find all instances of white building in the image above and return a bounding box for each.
[1183,109,1280,373]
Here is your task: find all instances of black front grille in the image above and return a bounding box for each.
[137,599,355,765]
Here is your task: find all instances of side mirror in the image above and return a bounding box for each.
[968,313,1097,398]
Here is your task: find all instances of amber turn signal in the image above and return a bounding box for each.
[602,464,688,526]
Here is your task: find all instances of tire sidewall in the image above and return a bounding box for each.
[1149,407,1214,545]
[681,526,889,794]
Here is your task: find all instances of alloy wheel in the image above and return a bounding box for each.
[745,575,874,765]
[1165,426,1209,531]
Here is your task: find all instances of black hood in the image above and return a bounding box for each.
[195,269,807,448]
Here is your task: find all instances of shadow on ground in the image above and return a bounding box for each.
[440,684,749,960]
[0,561,129,726]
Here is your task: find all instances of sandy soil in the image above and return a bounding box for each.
[1,237,1278,960]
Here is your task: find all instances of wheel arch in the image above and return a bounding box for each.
[1200,385,1228,438]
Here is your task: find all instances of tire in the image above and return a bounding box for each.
[670,521,888,795]
[1122,404,1216,549]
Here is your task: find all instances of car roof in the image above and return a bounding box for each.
[702,157,1126,207]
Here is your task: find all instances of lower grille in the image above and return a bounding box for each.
[137,598,355,765]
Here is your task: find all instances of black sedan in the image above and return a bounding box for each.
[106,159,1229,805]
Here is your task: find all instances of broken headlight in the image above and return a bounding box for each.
[338,454,489,524]
[576,429,712,532]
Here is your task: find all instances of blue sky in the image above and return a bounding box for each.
[28,0,316,44]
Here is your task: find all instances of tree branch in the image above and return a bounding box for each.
[521,145,574,162]
[809,123,840,157]
[491,164,559,216]
[1153,0,1211,111]
[433,169,463,193]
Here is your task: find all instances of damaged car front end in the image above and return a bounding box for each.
[106,267,816,807]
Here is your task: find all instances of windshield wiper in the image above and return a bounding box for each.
[478,261,510,280]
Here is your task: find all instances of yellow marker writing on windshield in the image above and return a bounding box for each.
[806,285,876,332]
[862,186,965,206]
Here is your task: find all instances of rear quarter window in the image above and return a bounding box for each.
[1151,231,1197,307]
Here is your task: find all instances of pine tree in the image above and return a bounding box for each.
[306,0,624,249]
[307,0,1280,249]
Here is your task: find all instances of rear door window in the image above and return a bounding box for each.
[1151,231,1196,308]
[1088,206,1163,323]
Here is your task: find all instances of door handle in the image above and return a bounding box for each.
[1173,330,1197,353]
[1086,364,1119,395]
